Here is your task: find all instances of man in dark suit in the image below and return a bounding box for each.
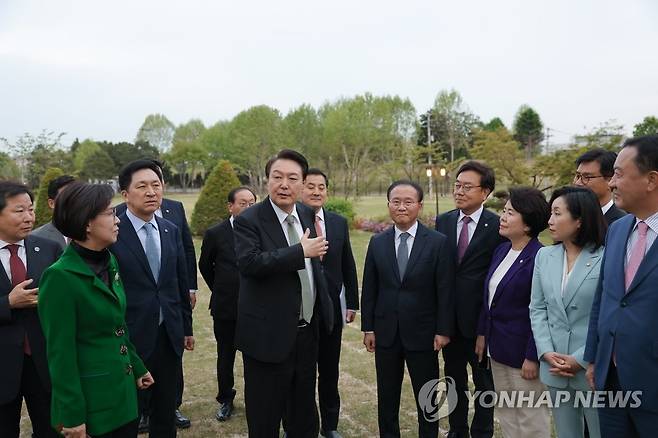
[435,161,505,438]
[0,181,62,437]
[362,180,453,438]
[111,160,194,438]
[116,161,198,430]
[233,149,334,438]
[301,169,358,438]
[574,148,626,224]
[32,174,75,249]
[585,136,658,437]
[199,186,256,422]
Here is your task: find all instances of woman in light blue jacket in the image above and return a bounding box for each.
[530,186,607,438]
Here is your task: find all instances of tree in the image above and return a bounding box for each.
[0,130,69,186]
[284,104,322,159]
[633,116,658,137]
[79,148,116,181]
[190,160,241,236]
[135,113,176,152]
[34,167,64,227]
[167,119,206,191]
[0,152,21,180]
[197,121,231,174]
[483,117,506,132]
[513,105,544,160]
[429,89,480,163]
[100,140,160,173]
[470,128,529,186]
[73,139,102,172]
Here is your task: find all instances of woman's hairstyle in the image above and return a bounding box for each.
[53,182,115,241]
[549,186,606,249]
[508,187,550,238]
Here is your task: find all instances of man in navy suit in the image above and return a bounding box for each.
[361,180,453,438]
[111,160,194,438]
[301,169,358,438]
[585,135,658,437]
[435,161,505,438]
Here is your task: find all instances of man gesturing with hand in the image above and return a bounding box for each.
[233,149,334,438]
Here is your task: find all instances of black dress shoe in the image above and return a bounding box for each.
[446,432,467,438]
[321,431,343,438]
[215,401,233,421]
[137,414,149,434]
[174,409,191,429]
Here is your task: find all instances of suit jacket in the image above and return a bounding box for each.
[435,208,506,338]
[604,203,626,225]
[320,209,359,322]
[233,199,334,363]
[110,214,193,360]
[32,221,67,250]
[477,239,542,369]
[0,235,62,404]
[199,219,239,320]
[530,243,603,390]
[116,198,197,290]
[360,223,454,351]
[38,246,147,435]
[584,215,658,413]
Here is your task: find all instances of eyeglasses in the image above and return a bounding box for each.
[389,200,417,208]
[100,207,117,218]
[573,173,605,184]
[453,183,481,193]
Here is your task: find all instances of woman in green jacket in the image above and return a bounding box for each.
[38,182,153,438]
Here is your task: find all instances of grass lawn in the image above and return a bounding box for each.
[21,192,557,437]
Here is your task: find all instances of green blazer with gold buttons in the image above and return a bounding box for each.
[38,245,148,436]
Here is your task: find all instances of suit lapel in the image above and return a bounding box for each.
[402,223,428,282]
[446,210,459,252]
[608,216,636,298]
[25,236,45,282]
[492,240,538,302]
[563,246,601,308]
[155,216,170,286]
[548,245,570,320]
[118,218,156,286]
[259,198,289,249]
[383,228,401,284]
[224,220,236,258]
[61,246,118,302]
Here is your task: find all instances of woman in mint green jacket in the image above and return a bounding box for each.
[39,183,153,438]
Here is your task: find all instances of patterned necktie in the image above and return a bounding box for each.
[625,221,649,291]
[6,244,30,355]
[315,215,324,261]
[285,215,314,322]
[457,216,472,263]
[143,222,160,282]
[397,232,410,279]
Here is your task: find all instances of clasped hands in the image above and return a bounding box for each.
[543,351,582,377]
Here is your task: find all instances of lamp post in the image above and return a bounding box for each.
[439,167,447,197]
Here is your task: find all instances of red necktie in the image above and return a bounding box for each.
[315,215,324,261]
[6,244,30,355]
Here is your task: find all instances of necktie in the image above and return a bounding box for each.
[625,221,649,291]
[143,223,160,282]
[457,216,472,263]
[285,215,314,322]
[397,232,410,279]
[6,244,30,355]
[315,215,324,261]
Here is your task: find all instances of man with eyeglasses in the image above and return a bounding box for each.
[199,186,256,423]
[574,149,626,225]
[435,161,506,438]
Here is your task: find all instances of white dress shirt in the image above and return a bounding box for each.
[457,205,484,245]
[601,199,614,215]
[394,221,418,258]
[0,239,27,282]
[125,209,162,263]
[269,200,316,300]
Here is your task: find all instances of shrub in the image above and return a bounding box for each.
[34,167,64,227]
[484,189,509,211]
[324,197,356,223]
[191,160,241,236]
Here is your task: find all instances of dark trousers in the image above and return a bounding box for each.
[0,354,58,438]
[442,334,494,438]
[91,419,138,438]
[598,362,658,438]
[213,317,237,404]
[375,333,439,438]
[243,324,319,438]
[142,325,182,438]
[318,319,343,432]
[175,360,184,409]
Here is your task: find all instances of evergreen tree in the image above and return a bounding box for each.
[191,160,241,236]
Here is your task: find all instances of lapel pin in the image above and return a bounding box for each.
[34,247,40,252]
[114,273,120,282]
[519,259,523,263]
[586,262,591,267]
[164,228,169,233]
[484,223,488,227]
[166,209,170,214]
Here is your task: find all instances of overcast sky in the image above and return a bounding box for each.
[1,0,656,148]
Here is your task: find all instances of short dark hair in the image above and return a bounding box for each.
[0,181,33,213]
[575,148,617,178]
[549,186,606,249]
[622,135,658,174]
[118,159,163,191]
[306,168,328,186]
[508,187,550,238]
[47,175,76,200]
[386,180,424,202]
[53,182,115,241]
[265,149,309,178]
[227,186,257,203]
[456,161,496,193]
